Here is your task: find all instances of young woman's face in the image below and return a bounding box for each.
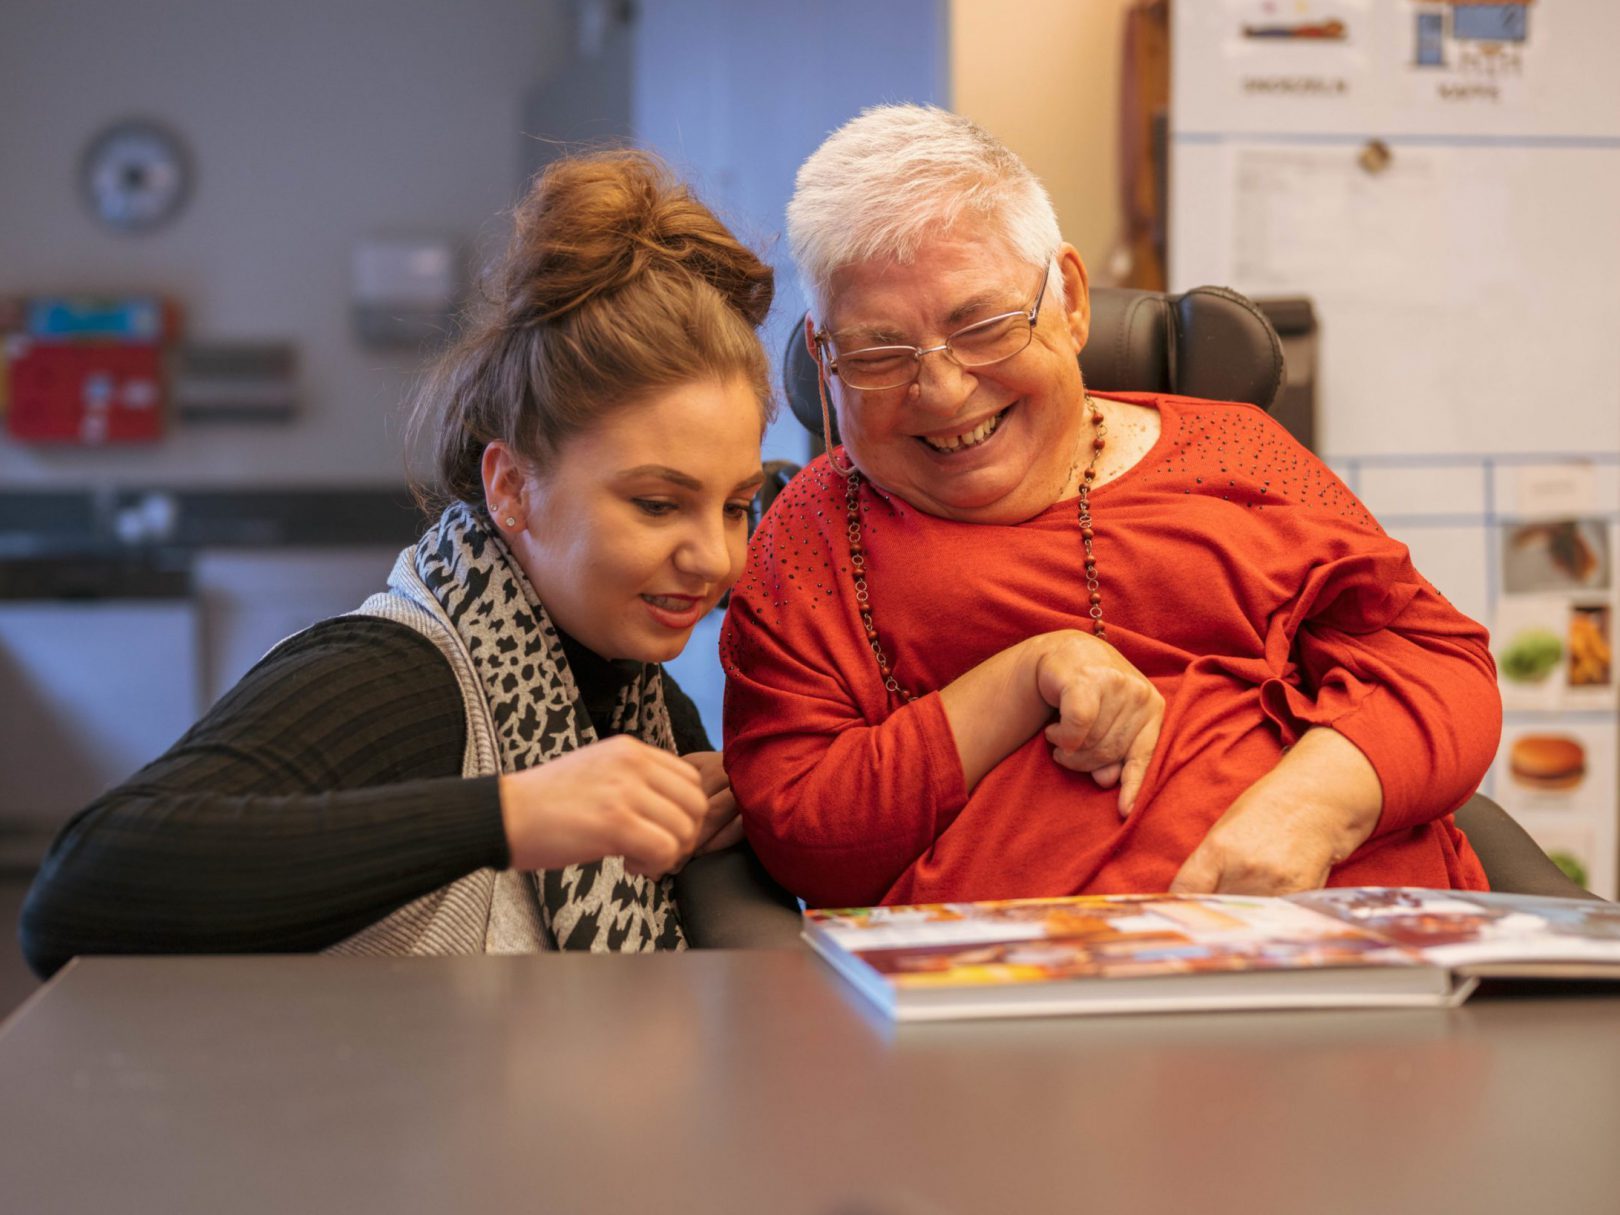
[500,376,764,662]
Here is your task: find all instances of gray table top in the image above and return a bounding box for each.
[0,950,1616,1215]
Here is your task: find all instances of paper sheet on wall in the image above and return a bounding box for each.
[1177,0,1620,138]
[1229,145,1486,305]
[1175,139,1620,457]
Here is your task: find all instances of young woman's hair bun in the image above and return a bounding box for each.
[410,147,774,513]
[503,149,773,331]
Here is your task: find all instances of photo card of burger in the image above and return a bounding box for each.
[1490,721,1617,898]
[1505,732,1590,796]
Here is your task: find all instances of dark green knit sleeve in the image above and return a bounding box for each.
[19,617,509,977]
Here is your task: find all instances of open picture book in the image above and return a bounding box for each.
[802,888,1620,1022]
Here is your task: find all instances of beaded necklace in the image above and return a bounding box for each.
[844,397,1108,702]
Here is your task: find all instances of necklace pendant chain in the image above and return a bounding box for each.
[1077,397,1107,641]
[843,398,1109,702]
[845,471,911,701]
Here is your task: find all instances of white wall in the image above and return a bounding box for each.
[0,0,577,489]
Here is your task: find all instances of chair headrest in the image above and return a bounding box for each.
[782,285,1286,448]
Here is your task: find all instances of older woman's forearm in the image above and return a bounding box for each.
[940,630,1164,812]
[727,686,970,907]
[1266,727,1383,859]
[729,629,1164,904]
[937,634,1065,791]
[1170,726,1382,895]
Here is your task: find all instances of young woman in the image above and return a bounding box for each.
[21,150,775,975]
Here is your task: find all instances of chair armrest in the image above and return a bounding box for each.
[1453,793,1603,901]
[673,842,805,949]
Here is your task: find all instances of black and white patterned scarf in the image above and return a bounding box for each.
[333,500,686,954]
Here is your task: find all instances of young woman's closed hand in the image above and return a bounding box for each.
[499,735,708,877]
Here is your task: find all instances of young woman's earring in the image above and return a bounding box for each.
[504,515,518,528]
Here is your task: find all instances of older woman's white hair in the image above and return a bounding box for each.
[786,103,1063,310]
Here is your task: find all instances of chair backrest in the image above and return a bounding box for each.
[781,285,1286,447]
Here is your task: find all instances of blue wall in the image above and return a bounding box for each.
[636,0,950,742]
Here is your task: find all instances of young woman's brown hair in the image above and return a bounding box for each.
[412,148,776,512]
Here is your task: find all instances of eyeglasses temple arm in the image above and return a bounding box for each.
[806,317,856,477]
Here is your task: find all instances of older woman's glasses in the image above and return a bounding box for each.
[816,268,1051,392]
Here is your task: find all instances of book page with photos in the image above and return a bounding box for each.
[1295,888,1620,972]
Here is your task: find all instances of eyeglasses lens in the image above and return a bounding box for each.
[828,266,1047,391]
[947,314,1034,368]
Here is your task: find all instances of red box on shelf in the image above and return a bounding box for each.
[3,337,167,444]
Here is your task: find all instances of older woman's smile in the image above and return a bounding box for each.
[918,406,1011,453]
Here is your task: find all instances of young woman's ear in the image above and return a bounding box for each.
[481,441,528,531]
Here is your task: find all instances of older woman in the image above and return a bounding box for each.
[721,105,1499,909]
[22,150,773,974]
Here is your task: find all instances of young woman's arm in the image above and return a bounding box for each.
[20,618,504,976]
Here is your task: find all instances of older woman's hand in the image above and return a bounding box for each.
[1033,631,1164,815]
[1169,728,1382,895]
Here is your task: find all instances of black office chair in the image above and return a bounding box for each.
[676,285,1593,948]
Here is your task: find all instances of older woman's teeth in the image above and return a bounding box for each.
[921,410,1003,453]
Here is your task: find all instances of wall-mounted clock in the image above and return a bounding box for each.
[79,120,192,234]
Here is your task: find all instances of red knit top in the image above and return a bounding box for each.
[721,394,1496,908]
